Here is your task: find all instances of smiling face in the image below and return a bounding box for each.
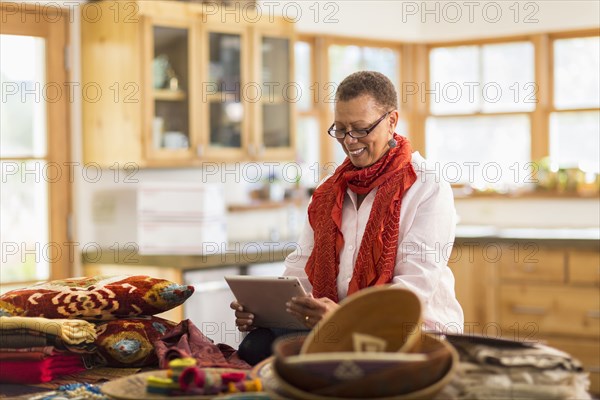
[334,95,397,168]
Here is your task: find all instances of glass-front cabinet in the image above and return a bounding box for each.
[82,1,296,167]
[202,23,295,161]
[201,27,248,160]
[144,18,196,162]
[253,29,295,160]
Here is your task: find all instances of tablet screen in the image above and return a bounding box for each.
[225,276,309,330]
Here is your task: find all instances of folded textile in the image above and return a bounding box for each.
[447,361,591,399]
[458,361,587,386]
[0,353,86,383]
[0,316,96,345]
[459,342,583,371]
[0,345,54,354]
[0,329,97,353]
[458,384,587,400]
[435,337,592,400]
[154,320,250,370]
[0,330,48,348]
[0,346,55,360]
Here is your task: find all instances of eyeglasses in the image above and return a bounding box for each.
[327,111,393,139]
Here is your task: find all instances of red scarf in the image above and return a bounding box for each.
[305,134,417,302]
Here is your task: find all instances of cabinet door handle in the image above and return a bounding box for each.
[588,366,600,373]
[196,145,204,157]
[248,143,255,156]
[586,310,600,319]
[258,144,265,156]
[511,305,548,315]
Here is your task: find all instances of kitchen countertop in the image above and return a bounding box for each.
[82,239,298,270]
[455,226,599,247]
[82,227,599,269]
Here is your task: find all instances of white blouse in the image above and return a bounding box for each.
[283,152,465,333]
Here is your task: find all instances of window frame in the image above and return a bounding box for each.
[418,29,599,173]
[547,30,600,171]
[0,4,72,288]
[423,35,537,167]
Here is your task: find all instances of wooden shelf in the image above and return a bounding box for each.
[154,89,186,101]
[206,92,240,101]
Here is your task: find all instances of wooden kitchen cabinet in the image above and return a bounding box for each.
[82,1,296,167]
[569,250,600,285]
[143,15,197,163]
[250,24,296,160]
[448,241,497,336]
[200,25,248,161]
[498,284,599,338]
[450,238,600,395]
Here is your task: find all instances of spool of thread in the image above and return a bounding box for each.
[169,357,197,382]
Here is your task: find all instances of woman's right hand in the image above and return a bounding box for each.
[230,300,256,332]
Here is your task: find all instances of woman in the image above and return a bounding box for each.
[231,71,464,365]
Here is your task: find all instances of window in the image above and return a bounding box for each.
[430,42,535,115]
[426,41,535,190]
[551,36,600,173]
[295,41,313,114]
[328,43,401,165]
[294,40,321,187]
[426,115,531,190]
[0,7,71,289]
[329,45,400,90]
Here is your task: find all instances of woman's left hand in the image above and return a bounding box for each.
[286,293,339,328]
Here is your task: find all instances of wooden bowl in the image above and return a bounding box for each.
[300,286,423,355]
[274,333,427,392]
[272,333,458,399]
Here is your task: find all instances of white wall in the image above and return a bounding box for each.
[272,0,600,41]
[419,0,600,41]
[258,0,423,41]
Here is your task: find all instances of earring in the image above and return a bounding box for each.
[387,138,397,148]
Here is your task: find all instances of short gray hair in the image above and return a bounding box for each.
[335,71,398,111]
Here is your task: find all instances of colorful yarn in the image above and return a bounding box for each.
[169,357,197,381]
[147,358,262,396]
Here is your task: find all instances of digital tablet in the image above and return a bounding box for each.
[225,275,309,330]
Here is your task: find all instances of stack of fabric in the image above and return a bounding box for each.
[0,316,96,383]
[0,275,196,378]
[438,335,591,400]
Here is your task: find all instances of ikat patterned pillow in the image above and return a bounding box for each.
[94,316,177,367]
[0,275,194,321]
